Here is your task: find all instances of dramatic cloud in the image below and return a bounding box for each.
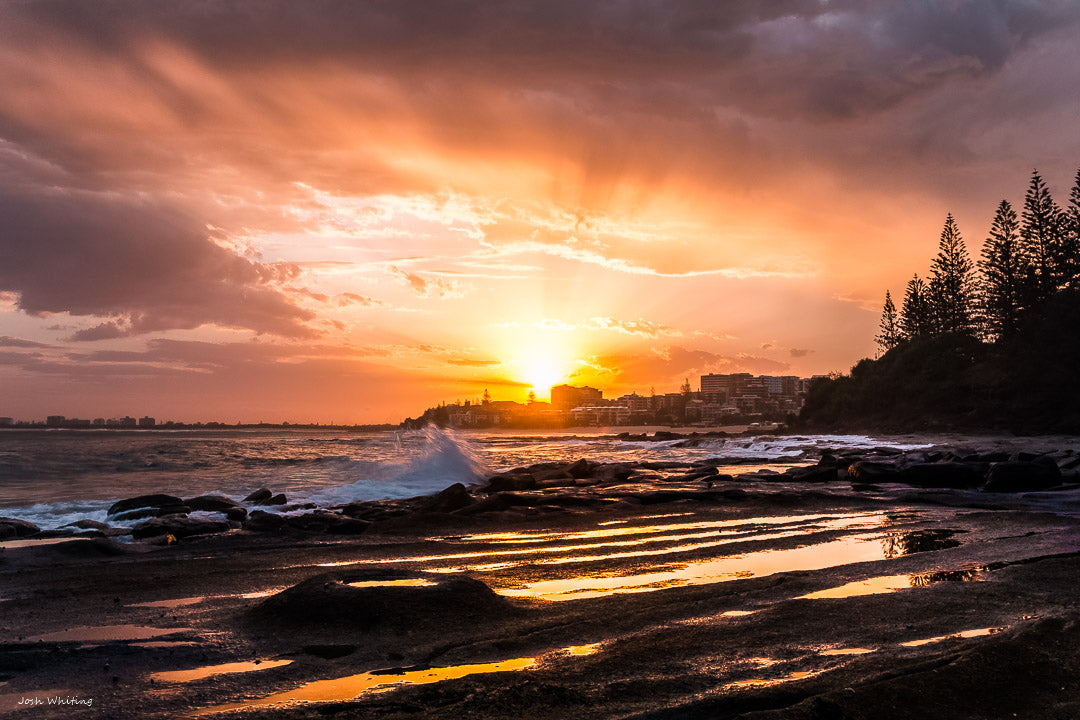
[2,1,1079,421]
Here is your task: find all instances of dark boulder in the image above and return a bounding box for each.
[62,519,111,531]
[786,466,840,483]
[984,461,1062,493]
[684,466,719,481]
[567,459,594,478]
[249,570,515,634]
[244,488,273,503]
[0,517,40,539]
[131,516,230,540]
[419,483,473,512]
[285,512,371,534]
[595,463,635,485]
[244,510,286,532]
[264,493,288,506]
[111,507,160,522]
[185,495,240,512]
[107,494,184,517]
[224,507,248,522]
[847,461,900,483]
[483,474,538,492]
[901,462,987,489]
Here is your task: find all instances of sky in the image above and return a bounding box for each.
[2,1,1079,424]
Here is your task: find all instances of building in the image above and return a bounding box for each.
[700,373,753,402]
[550,384,603,413]
[0,417,12,426]
[138,416,156,428]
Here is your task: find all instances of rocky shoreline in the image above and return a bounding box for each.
[2,438,1080,718]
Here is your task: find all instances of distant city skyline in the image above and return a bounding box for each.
[2,3,1079,422]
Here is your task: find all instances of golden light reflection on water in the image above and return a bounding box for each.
[900,627,1004,647]
[820,647,875,656]
[195,643,601,715]
[498,534,887,600]
[346,579,437,588]
[730,670,814,688]
[151,659,293,683]
[446,512,878,545]
[799,574,913,600]
[28,625,192,643]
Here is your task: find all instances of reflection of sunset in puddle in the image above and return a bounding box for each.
[730,670,814,688]
[196,644,601,715]
[799,574,913,599]
[346,579,437,588]
[130,597,205,608]
[901,627,1004,647]
[821,647,875,656]
[498,534,887,600]
[151,659,292,683]
[27,625,192,643]
[444,512,879,545]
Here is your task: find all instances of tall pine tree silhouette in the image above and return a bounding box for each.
[1064,167,1080,288]
[928,213,976,335]
[1019,169,1065,304]
[899,273,930,339]
[979,200,1024,340]
[875,290,900,354]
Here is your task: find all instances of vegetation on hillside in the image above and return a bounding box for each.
[800,168,1080,433]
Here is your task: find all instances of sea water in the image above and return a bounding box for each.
[0,426,1066,532]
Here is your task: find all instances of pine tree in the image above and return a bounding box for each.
[875,290,901,354]
[979,200,1024,340]
[928,213,977,335]
[1063,167,1080,288]
[1019,169,1066,304]
[900,273,930,339]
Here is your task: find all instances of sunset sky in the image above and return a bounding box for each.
[2,1,1079,423]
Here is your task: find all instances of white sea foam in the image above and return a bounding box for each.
[301,426,487,506]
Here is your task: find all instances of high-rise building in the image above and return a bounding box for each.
[550,384,603,413]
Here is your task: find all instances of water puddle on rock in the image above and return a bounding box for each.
[346,579,437,589]
[195,644,602,715]
[729,671,814,688]
[900,626,1005,647]
[26,625,192,643]
[130,597,206,609]
[150,659,292,683]
[820,647,875,656]
[497,532,889,601]
[799,565,985,600]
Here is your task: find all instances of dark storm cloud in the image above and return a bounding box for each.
[0,184,316,338]
[7,0,1074,121]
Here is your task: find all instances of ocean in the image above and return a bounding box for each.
[0,427,1073,533]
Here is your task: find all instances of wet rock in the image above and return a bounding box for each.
[249,570,516,635]
[62,519,111,531]
[483,474,538,492]
[264,493,288,506]
[107,494,184,517]
[683,466,720,481]
[131,516,230,540]
[243,510,286,532]
[110,507,160,522]
[901,462,987,489]
[595,463,635,485]
[243,488,273,503]
[0,517,41,539]
[786,466,840,483]
[882,528,962,557]
[184,495,240,512]
[983,461,1062,493]
[302,644,357,659]
[419,483,473,512]
[847,461,900,483]
[285,512,371,535]
[153,505,192,517]
[567,458,593,478]
[224,507,248,522]
[47,537,131,558]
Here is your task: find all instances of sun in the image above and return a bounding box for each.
[522,355,569,398]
